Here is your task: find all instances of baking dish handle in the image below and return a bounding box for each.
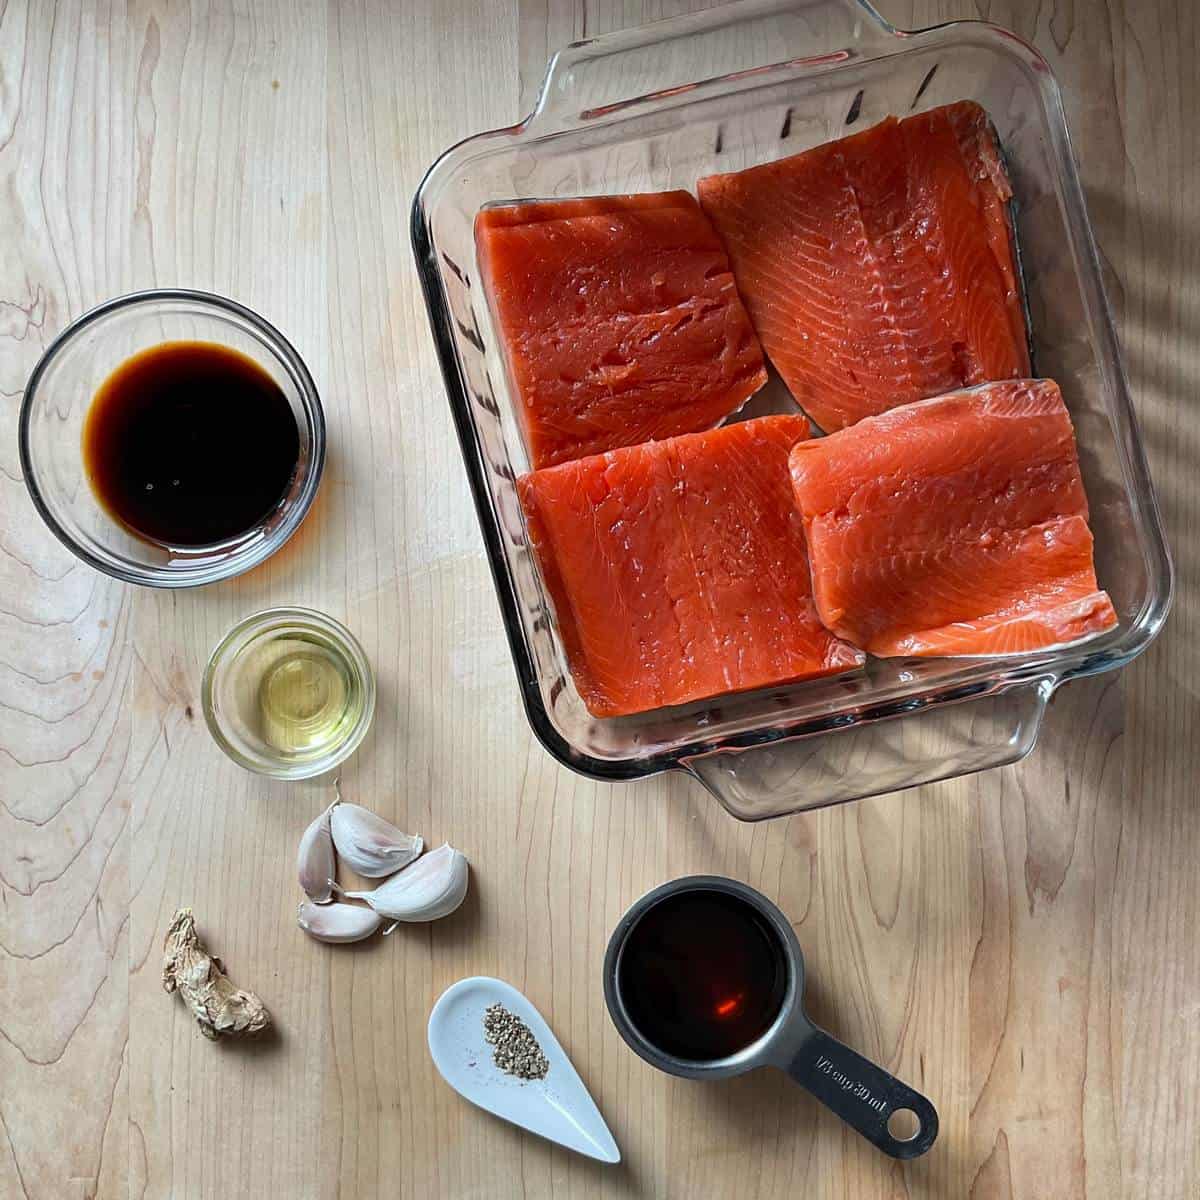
[681,678,1056,820]
[528,0,900,133]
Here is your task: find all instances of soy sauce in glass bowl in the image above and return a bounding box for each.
[83,340,301,548]
[19,289,324,588]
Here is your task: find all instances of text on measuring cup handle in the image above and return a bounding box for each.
[812,1054,887,1113]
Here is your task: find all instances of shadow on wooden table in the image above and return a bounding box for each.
[1083,181,1200,412]
[1084,179,1195,656]
[214,1019,285,1061]
[467,1109,647,1190]
[694,1067,818,1143]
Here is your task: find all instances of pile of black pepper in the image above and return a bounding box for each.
[483,1003,550,1081]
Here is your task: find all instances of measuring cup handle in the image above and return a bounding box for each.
[785,1027,938,1159]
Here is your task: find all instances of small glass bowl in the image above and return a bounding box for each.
[19,289,324,588]
[202,607,376,780]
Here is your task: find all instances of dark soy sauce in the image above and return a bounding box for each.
[618,889,788,1061]
[83,341,300,547]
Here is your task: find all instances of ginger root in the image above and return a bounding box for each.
[162,908,271,1040]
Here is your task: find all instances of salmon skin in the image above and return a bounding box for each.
[476,192,768,470]
[788,380,1118,657]
[519,415,864,718]
[698,101,1031,433]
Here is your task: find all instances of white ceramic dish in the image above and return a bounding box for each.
[427,976,620,1163]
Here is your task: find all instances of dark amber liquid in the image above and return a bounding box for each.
[618,889,787,1061]
[82,341,300,547]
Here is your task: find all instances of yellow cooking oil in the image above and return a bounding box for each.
[238,633,363,758]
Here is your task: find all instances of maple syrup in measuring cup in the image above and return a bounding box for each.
[604,877,940,1160]
[616,887,787,1060]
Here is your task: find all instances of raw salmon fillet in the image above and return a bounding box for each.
[788,380,1118,657]
[476,192,768,469]
[519,415,864,717]
[697,101,1030,432]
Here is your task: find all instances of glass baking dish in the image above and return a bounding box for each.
[412,0,1171,820]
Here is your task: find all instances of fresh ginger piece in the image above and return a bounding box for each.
[162,908,271,1040]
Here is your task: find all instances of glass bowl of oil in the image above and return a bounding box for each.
[202,607,375,779]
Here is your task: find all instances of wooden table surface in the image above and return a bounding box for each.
[2,1,1196,1197]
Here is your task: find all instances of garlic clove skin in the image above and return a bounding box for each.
[297,900,383,943]
[297,804,337,903]
[330,801,423,877]
[334,844,469,923]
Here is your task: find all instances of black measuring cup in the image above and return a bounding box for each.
[603,876,938,1160]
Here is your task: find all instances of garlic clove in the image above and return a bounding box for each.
[297,900,383,943]
[333,843,469,923]
[330,800,423,878]
[297,804,337,903]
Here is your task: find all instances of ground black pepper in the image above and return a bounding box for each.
[483,1003,550,1081]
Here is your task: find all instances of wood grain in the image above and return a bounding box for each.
[1,1,1196,1197]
